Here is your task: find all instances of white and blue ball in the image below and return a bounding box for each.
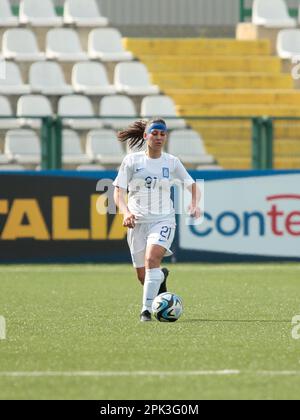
[152,293,183,322]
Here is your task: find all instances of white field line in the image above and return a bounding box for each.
[0,316,6,340]
[0,370,240,377]
[0,370,300,378]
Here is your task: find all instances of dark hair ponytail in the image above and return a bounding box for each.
[117,118,166,150]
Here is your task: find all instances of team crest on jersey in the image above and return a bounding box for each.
[163,168,170,178]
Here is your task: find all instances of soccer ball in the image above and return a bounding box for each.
[152,293,183,322]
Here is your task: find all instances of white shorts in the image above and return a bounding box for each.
[127,221,176,268]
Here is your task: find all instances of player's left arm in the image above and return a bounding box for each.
[187,182,201,219]
[174,157,201,219]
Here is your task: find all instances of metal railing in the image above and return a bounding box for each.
[0,116,62,170]
[41,117,62,170]
[239,0,299,22]
[11,5,64,16]
[252,117,273,170]
[2,115,300,171]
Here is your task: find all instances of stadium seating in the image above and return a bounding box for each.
[62,129,91,165]
[141,95,186,129]
[277,29,300,59]
[88,29,133,61]
[99,95,137,130]
[72,62,116,95]
[58,95,103,130]
[0,152,10,164]
[0,96,19,129]
[46,28,88,61]
[125,37,300,168]
[0,61,30,95]
[0,0,18,26]
[76,164,105,171]
[0,164,25,170]
[29,62,73,95]
[252,0,296,28]
[17,95,53,129]
[64,0,108,27]
[114,62,160,95]
[86,129,125,166]
[2,29,45,61]
[168,130,214,166]
[5,129,41,164]
[19,0,63,26]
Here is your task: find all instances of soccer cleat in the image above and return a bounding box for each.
[140,310,152,322]
[158,267,170,295]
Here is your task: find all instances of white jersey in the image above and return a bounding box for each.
[113,151,195,224]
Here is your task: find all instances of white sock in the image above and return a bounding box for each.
[142,268,164,313]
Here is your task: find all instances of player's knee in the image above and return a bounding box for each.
[145,255,160,269]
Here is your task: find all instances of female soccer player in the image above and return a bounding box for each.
[113,118,201,322]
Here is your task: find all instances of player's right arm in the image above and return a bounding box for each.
[113,187,136,229]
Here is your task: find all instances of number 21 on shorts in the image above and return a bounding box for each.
[160,226,172,241]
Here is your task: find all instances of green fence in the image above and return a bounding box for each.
[0,116,278,171]
[239,0,299,22]
[41,117,62,170]
[0,116,61,170]
[12,5,64,16]
[4,116,300,171]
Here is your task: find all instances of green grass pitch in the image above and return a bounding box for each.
[0,263,300,400]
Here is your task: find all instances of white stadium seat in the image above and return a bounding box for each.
[0,0,19,26]
[19,0,63,26]
[72,62,116,95]
[277,29,300,59]
[0,62,31,95]
[17,95,53,129]
[46,29,88,61]
[141,96,186,130]
[0,154,11,164]
[0,164,26,170]
[0,96,20,129]
[86,130,125,166]
[76,164,106,171]
[64,0,108,27]
[58,95,103,130]
[5,129,41,164]
[2,29,45,62]
[99,95,137,130]
[168,130,214,165]
[196,165,224,170]
[29,62,73,95]
[114,62,160,96]
[88,29,133,62]
[252,0,296,28]
[62,130,91,165]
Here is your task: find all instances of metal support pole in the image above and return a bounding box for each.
[264,118,274,170]
[252,117,263,169]
[252,117,274,170]
[240,0,245,22]
[41,117,53,170]
[52,117,63,170]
